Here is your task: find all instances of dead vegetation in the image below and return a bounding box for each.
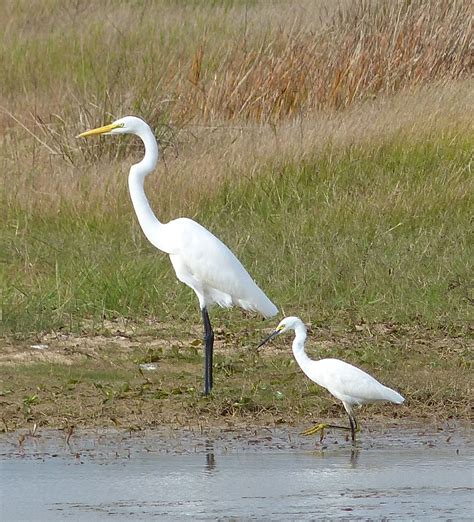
[2,1,472,217]
[182,1,472,121]
[2,1,472,124]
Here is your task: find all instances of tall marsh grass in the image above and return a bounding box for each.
[3,130,472,334]
[1,0,471,125]
[1,1,473,335]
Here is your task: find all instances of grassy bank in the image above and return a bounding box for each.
[3,130,473,334]
[1,1,472,429]
[2,124,472,430]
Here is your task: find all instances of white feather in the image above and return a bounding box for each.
[82,116,278,319]
[261,316,404,438]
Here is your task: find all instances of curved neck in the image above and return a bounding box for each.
[127,124,168,250]
[292,323,312,369]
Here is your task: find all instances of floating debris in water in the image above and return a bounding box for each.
[139,363,158,371]
[30,344,48,350]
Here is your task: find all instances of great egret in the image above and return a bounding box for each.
[77,116,278,394]
[258,316,404,441]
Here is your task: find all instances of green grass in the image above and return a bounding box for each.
[203,135,473,327]
[1,1,472,431]
[3,133,472,335]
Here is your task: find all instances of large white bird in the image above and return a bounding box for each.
[258,316,404,441]
[78,116,278,394]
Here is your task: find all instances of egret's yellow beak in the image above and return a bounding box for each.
[76,122,120,138]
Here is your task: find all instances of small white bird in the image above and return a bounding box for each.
[258,316,404,441]
[78,116,278,394]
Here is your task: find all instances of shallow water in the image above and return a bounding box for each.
[1,425,472,520]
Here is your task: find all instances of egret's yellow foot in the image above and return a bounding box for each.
[300,423,328,441]
[301,423,354,442]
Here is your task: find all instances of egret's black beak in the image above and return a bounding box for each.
[257,330,280,349]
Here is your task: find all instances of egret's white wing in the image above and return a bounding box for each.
[307,358,404,405]
[163,218,278,317]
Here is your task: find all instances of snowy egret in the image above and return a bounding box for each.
[77,116,278,394]
[258,316,404,441]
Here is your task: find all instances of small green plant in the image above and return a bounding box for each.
[22,394,39,417]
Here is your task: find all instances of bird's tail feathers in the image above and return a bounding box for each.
[385,387,405,404]
[238,295,278,318]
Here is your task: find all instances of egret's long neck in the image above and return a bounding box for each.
[291,323,312,369]
[127,126,169,251]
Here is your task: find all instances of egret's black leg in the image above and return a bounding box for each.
[201,307,214,395]
[348,414,357,442]
[342,402,360,443]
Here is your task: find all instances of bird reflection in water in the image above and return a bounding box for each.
[311,446,361,468]
[204,440,217,474]
[349,447,360,467]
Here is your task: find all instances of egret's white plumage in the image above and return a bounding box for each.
[165,218,277,316]
[259,316,404,441]
[78,116,277,394]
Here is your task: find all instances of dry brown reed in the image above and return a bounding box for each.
[1,1,473,216]
[4,80,472,218]
[182,1,472,122]
[1,1,472,124]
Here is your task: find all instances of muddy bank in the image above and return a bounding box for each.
[1,322,472,432]
[1,421,471,462]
